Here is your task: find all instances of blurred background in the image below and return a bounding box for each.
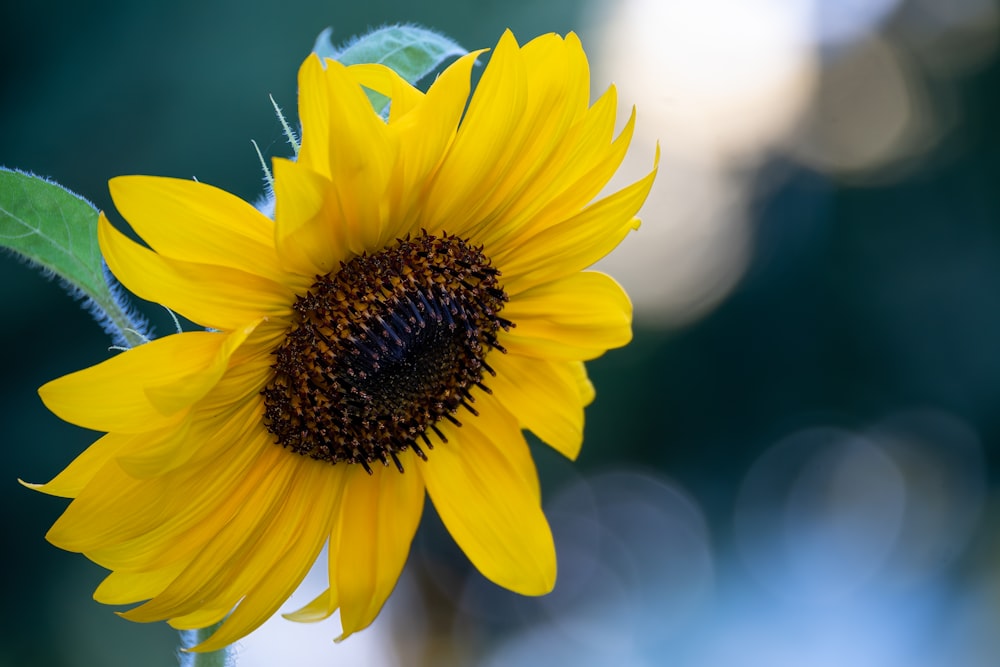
[3,0,1000,665]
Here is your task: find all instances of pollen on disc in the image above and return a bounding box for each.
[262,234,510,473]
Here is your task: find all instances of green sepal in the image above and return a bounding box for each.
[0,168,148,347]
[313,24,467,113]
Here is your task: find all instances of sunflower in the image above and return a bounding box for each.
[28,30,657,651]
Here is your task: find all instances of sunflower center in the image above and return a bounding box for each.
[262,233,509,473]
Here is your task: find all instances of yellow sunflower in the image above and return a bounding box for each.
[28,30,657,651]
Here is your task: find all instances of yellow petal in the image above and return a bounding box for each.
[108,176,298,287]
[500,272,632,360]
[419,30,527,236]
[99,214,294,330]
[295,56,397,252]
[344,63,424,121]
[420,397,554,595]
[463,391,540,501]
[487,353,586,460]
[446,33,593,244]
[294,54,332,176]
[382,50,483,246]
[299,54,395,183]
[39,325,255,433]
[482,89,635,254]
[569,361,596,406]
[94,560,187,605]
[21,432,130,498]
[119,446,303,621]
[335,451,425,639]
[282,586,338,623]
[194,332,280,416]
[498,147,657,296]
[50,414,272,559]
[271,158,345,276]
[273,154,394,275]
[167,606,232,635]
[180,460,346,652]
[117,381,266,479]
[112,418,192,479]
[144,319,262,415]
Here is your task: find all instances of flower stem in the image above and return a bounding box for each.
[178,625,233,667]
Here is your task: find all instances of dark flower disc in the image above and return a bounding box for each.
[262,233,510,473]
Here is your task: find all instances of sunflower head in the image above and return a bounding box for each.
[29,30,657,652]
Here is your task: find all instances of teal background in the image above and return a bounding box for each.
[4,1,1000,666]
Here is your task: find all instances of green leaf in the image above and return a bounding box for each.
[0,168,147,347]
[313,24,467,113]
